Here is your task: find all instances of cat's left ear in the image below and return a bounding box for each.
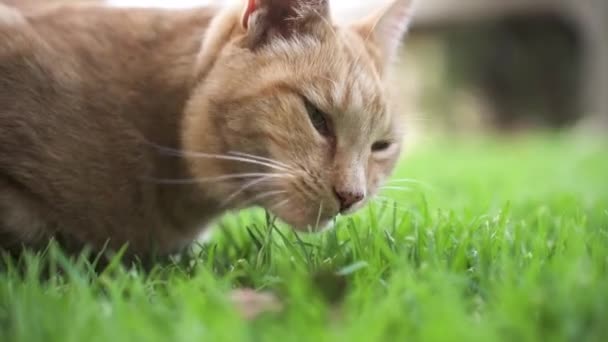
[353,0,416,65]
[240,0,331,48]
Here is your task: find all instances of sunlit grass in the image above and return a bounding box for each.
[1,132,607,341]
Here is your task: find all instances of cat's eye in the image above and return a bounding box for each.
[372,141,392,152]
[304,98,332,138]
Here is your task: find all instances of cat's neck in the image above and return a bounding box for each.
[13,5,246,242]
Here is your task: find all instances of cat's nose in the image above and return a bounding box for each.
[333,188,365,212]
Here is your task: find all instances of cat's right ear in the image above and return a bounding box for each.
[352,0,416,66]
[240,0,331,48]
[240,0,260,30]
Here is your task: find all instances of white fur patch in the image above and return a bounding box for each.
[0,5,26,26]
[105,0,216,8]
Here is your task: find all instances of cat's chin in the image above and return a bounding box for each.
[291,219,336,233]
[272,214,337,233]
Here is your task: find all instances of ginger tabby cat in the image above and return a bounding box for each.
[0,0,415,259]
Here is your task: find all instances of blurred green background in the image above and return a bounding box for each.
[393,0,607,138]
[2,1,608,341]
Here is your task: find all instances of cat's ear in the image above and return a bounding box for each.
[353,0,416,65]
[240,0,331,47]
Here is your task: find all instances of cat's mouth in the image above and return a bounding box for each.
[266,200,340,232]
[279,214,336,232]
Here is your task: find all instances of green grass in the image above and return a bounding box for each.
[2,132,608,342]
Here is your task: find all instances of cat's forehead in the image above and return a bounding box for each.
[265,31,387,115]
[267,29,379,75]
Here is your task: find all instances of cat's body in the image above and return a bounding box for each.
[0,0,414,258]
[1,5,219,255]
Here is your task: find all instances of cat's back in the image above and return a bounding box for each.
[0,6,154,247]
[1,4,214,84]
[0,5,158,169]
[0,3,215,162]
[0,3,214,187]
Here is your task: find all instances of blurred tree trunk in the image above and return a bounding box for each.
[411,0,608,130]
[1,0,100,10]
[576,0,608,130]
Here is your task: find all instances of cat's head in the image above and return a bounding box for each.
[184,0,415,230]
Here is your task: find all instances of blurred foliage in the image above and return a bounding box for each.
[2,133,608,341]
[409,14,583,132]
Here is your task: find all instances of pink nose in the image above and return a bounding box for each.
[333,188,365,212]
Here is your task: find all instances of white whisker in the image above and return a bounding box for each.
[271,198,292,212]
[387,178,426,185]
[242,190,288,207]
[221,176,281,207]
[151,143,290,172]
[228,151,293,170]
[145,173,289,185]
[191,154,290,172]
[314,201,324,232]
[381,186,413,192]
[386,178,435,190]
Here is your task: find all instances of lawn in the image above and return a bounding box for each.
[1,132,607,342]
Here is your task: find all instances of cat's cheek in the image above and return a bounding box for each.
[367,166,386,192]
[340,201,368,216]
[270,201,336,232]
[314,219,337,232]
[370,152,401,185]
